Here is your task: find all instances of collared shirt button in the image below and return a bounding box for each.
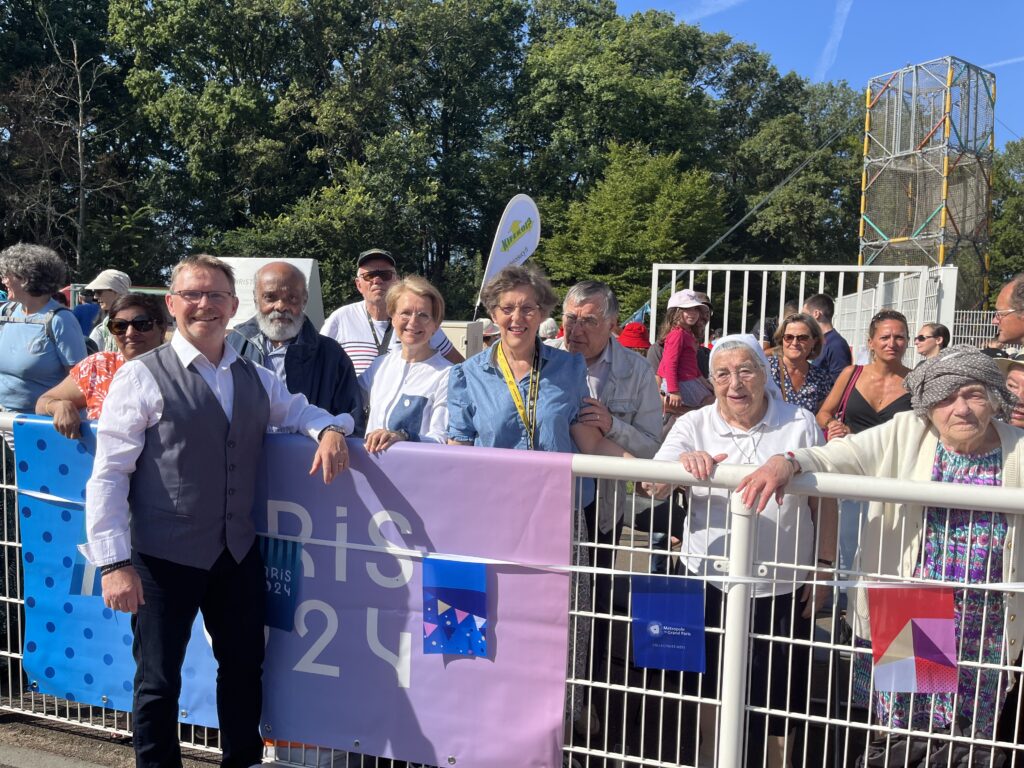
[227,440,236,448]
[228,488,236,496]
[226,512,233,520]
[228,464,236,472]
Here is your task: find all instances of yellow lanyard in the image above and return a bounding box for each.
[496,342,541,450]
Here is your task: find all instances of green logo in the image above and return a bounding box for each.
[501,218,534,252]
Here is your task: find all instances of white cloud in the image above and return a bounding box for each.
[814,0,854,81]
[982,55,1024,69]
[680,0,750,23]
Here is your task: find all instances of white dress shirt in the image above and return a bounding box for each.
[653,396,824,596]
[81,333,352,565]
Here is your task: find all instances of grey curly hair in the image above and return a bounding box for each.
[479,264,558,317]
[0,243,67,297]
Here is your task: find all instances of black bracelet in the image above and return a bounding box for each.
[100,559,132,576]
[817,558,835,567]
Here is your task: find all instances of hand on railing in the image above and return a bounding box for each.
[677,450,727,481]
[735,454,795,513]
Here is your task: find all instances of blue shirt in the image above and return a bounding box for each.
[812,328,852,386]
[0,299,88,412]
[448,342,589,453]
[72,302,101,335]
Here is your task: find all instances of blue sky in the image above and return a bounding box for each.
[617,0,1024,147]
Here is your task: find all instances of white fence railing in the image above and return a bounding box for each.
[649,263,959,367]
[1,412,1022,767]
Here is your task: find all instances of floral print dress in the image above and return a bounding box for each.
[874,443,1008,738]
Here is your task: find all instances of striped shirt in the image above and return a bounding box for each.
[320,300,453,376]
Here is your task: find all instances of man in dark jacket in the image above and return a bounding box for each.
[228,261,360,420]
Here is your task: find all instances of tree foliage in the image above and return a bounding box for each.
[5,0,1006,317]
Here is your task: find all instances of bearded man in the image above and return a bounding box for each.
[227,261,360,419]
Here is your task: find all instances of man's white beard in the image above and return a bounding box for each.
[257,310,303,342]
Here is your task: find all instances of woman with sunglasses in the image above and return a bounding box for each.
[767,312,832,415]
[36,292,168,438]
[913,322,949,362]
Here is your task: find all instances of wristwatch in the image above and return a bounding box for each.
[317,424,347,443]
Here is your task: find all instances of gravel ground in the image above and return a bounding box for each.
[0,713,218,767]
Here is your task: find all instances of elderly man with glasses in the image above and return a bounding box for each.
[992,273,1024,347]
[320,248,463,377]
[547,280,662,739]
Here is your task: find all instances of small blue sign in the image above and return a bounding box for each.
[258,536,302,631]
[631,575,705,673]
[422,556,487,657]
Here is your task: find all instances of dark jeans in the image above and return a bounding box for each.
[131,545,266,768]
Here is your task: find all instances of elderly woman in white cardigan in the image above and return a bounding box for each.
[739,345,1024,767]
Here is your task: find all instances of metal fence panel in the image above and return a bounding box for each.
[3,415,1023,767]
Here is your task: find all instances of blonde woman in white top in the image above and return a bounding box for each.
[359,276,451,451]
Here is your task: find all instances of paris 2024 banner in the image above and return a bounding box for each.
[13,415,573,767]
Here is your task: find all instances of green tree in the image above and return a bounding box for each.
[538,143,725,312]
[990,138,1024,300]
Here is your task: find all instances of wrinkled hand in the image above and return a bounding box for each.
[102,566,144,614]
[735,455,794,513]
[678,451,727,482]
[826,420,850,441]
[664,392,683,410]
[50,400,82,440]
[800,568,833,619]
[640,481,673,499]
[364,429,405,454]
[310,430,349,484]
[580,398,613,434]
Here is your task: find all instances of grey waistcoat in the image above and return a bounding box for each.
[127,344,270,569]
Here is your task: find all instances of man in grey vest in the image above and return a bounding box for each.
[81,254,352,768]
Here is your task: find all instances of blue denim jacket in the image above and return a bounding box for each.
[448,342,588,453]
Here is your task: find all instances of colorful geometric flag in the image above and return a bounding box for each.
[422,556,487,657]
[867,586,957,693]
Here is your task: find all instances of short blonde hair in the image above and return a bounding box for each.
[386,276,445,326]
[170,253,235,292]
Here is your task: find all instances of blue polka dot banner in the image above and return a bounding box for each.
[13,416,219,725]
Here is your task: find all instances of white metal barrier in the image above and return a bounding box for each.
[2,413,1023,767]
[649,263,959,367]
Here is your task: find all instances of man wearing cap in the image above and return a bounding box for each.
[548,279,661,731]
[228,261,360,419]
[320,248,463,376]
[85,269,132,352]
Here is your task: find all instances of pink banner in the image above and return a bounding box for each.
[256,437,574,768]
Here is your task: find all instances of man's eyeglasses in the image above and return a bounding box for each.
[914,334,935,342]
[358,269,396,282]
[993,308,1021,320]
[782,333,811,344]
[563,313,603,329]
[108,317,157,335]
[496,303,539,318]
[171,290,234,304]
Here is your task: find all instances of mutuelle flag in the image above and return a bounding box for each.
[868,586,957,693]
[477,194,541,306]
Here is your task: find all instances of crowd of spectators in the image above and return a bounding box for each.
[1,240,1023,768]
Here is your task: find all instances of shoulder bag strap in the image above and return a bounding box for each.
[834,365,863,424]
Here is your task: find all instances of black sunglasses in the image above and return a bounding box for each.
[108,317,156,336]
[914,335,935,342]
[358,269,396,282]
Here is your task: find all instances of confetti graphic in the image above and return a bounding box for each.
[422,556,487,657]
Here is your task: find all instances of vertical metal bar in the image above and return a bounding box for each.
[649,267,660,345]
[716,493,756,768]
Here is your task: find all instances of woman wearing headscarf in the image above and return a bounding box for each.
[643,334,836,768]
[739,346,1024,767]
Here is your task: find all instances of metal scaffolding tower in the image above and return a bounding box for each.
[859,57,995,305]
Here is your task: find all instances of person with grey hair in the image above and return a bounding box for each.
[448,265,631,731]
[0,243,88,412]
[643,333,835,768]
[992,273,1024,346]
[227,261,360,420]
[739,345,1024,766]
[547,279,661,738]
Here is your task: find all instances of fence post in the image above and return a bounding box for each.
[716,492,756,768]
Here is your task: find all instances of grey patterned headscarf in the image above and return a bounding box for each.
[903,344,1014,419]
